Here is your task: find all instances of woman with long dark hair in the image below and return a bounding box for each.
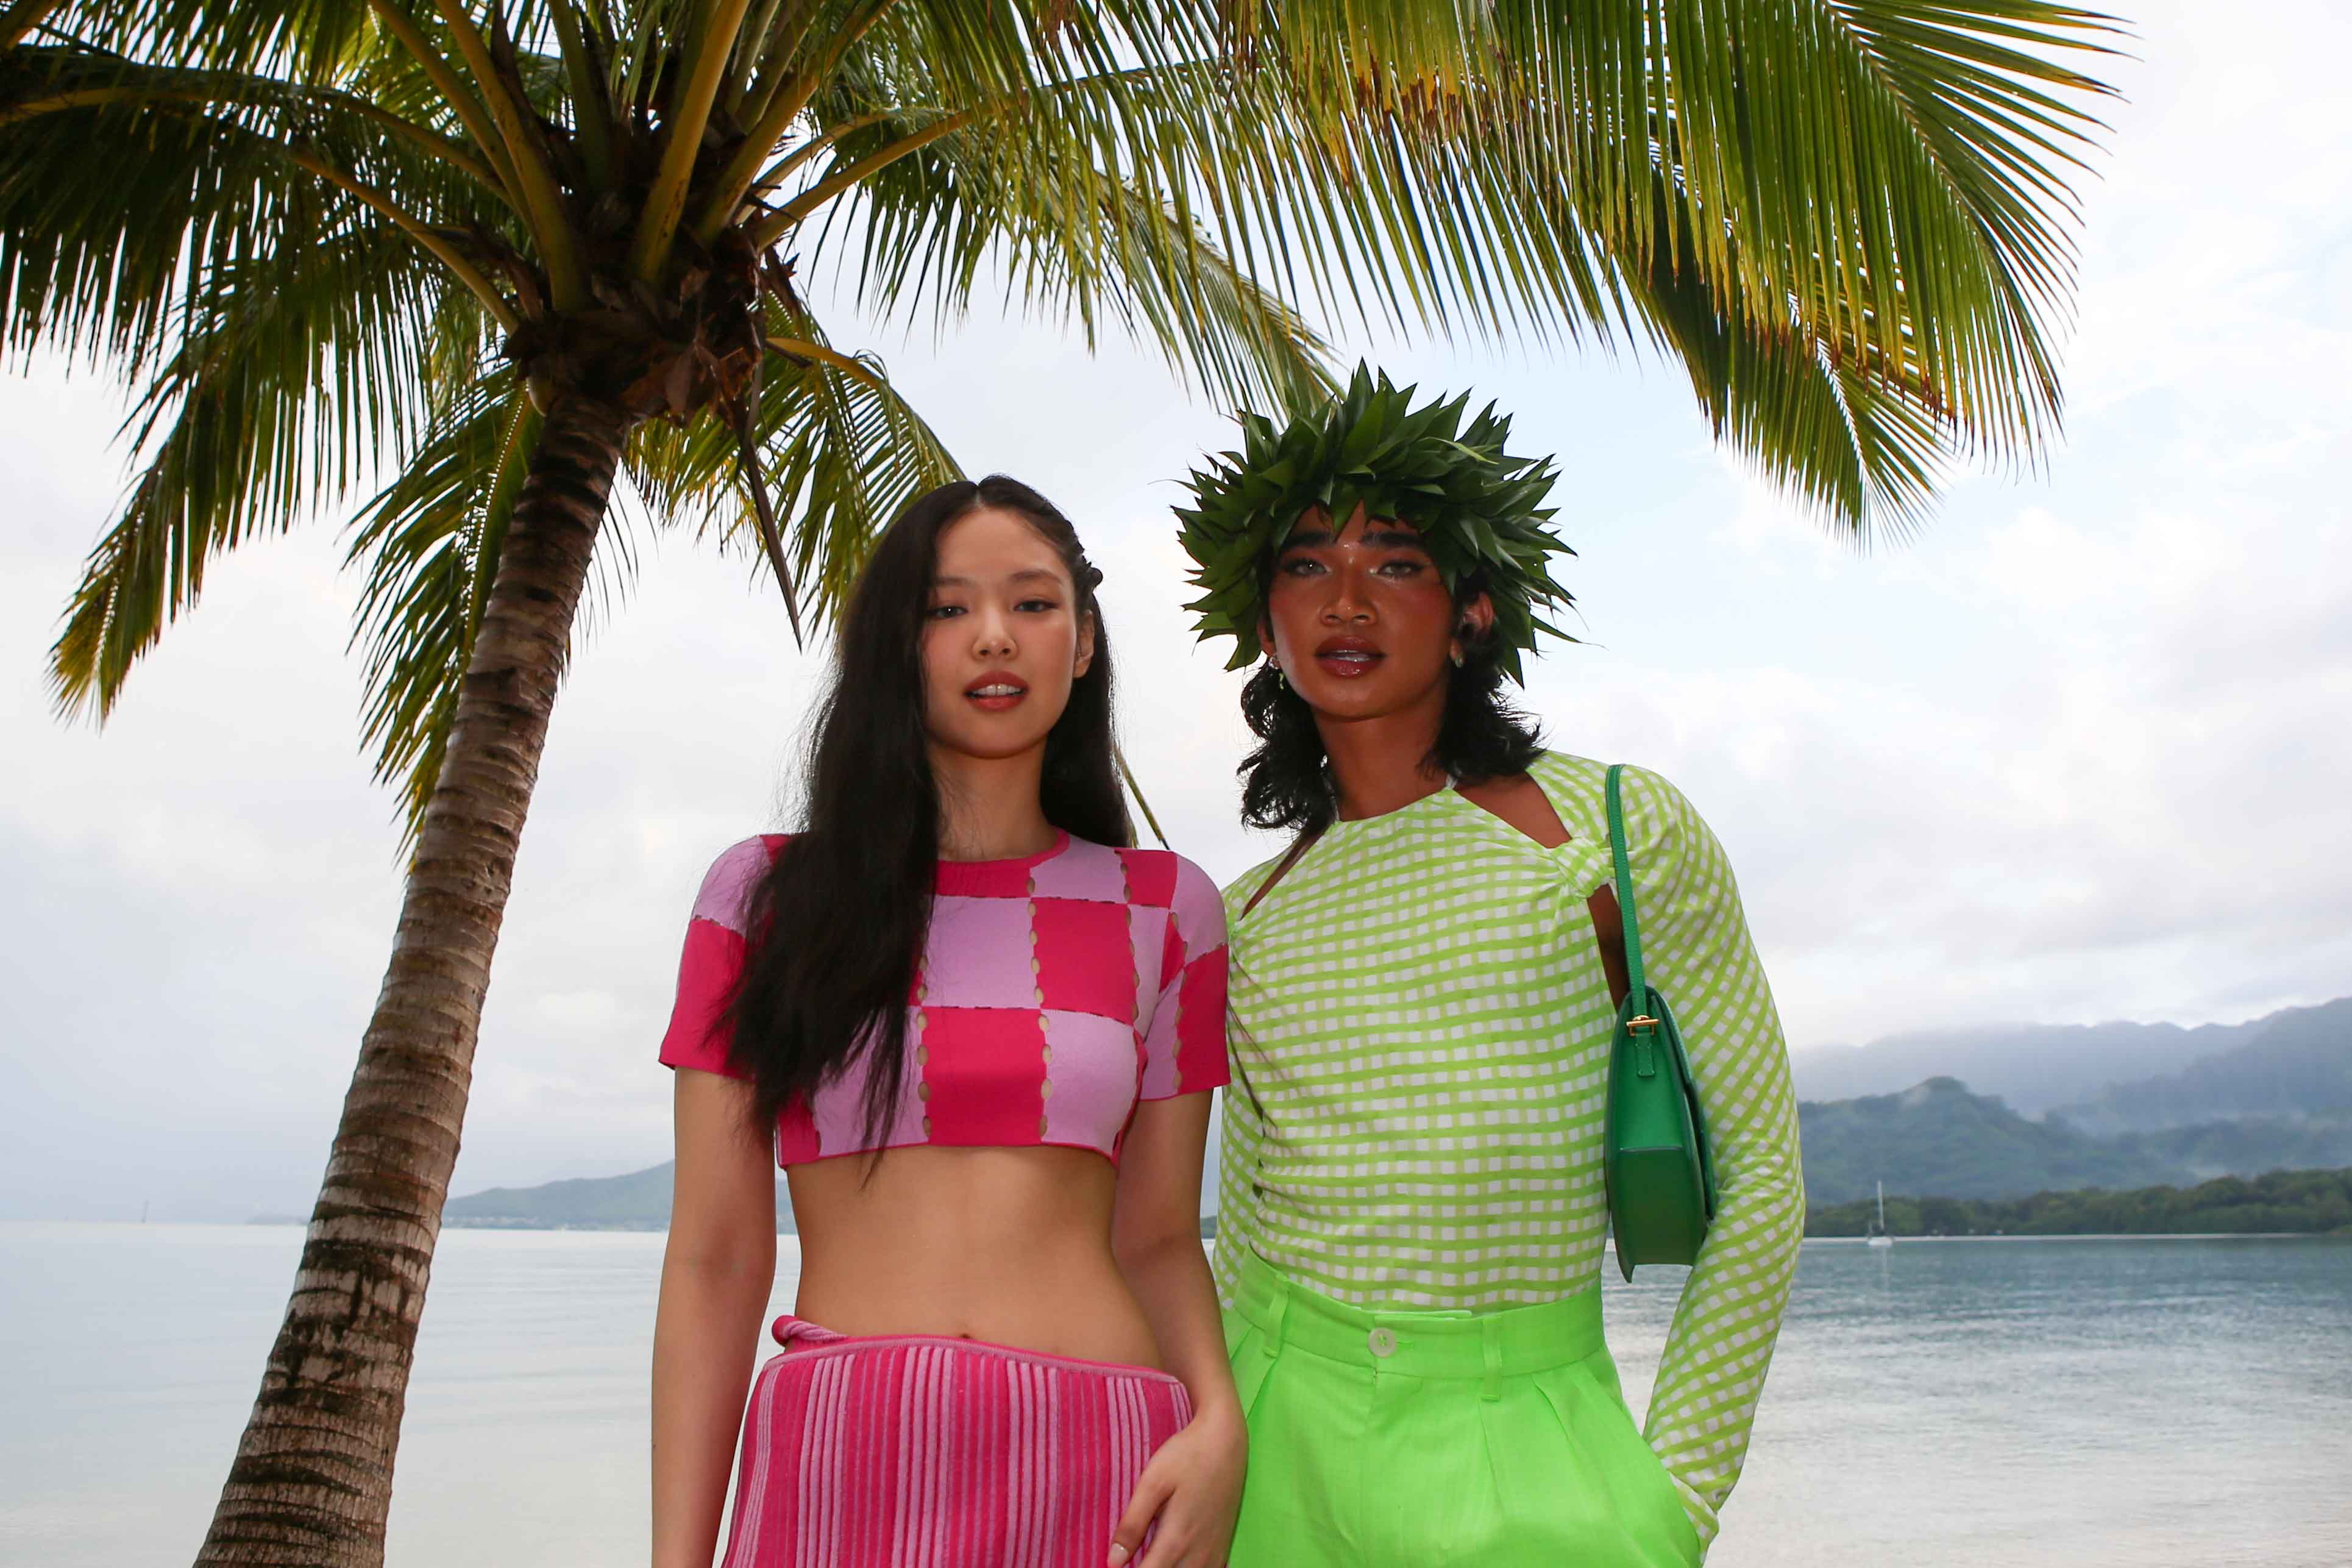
[1179,370,1804,1566]
[651,477,1243,1568]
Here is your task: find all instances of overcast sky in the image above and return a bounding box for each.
[5,0,2347,1221]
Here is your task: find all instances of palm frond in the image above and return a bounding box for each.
[343,370,541,839]
[46,216,463,717]
[1546,1,2121,452]
[630,302,961,628]
[1093,188,1338,416]
[788,10,1613,347]
[765,43,1348,412]
[776,1,2114,516]
[2,47,514,372]
[827,71,1339,414]
[16,0,2131,772]
[1197,1,2120,419]
[30,0,372,80]
[1627,249,1949,540]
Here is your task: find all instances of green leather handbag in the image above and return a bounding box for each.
[1602,764,1719,1280]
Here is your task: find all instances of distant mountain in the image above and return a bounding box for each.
[2052,998,2352,1134]
[445,1162,792,1232]
[450,1010,2352,1226]
[1797,1078,2192,1205]
[445,1160,1220,1233]
[2109,1118,2352,1181]
[450,1115,1235,1232]
[1791,1016,2269,1116]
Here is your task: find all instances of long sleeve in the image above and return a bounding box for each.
[1619,767,1805,1552]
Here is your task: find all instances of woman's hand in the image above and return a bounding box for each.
[1107,1400,1246,1568]
[1107,1093,1244,1567]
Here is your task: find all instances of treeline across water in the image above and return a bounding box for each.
[1806,1166,2352,1238]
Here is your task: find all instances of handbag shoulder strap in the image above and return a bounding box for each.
[1605,764,1649,1003]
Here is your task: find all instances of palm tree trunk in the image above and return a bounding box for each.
[194,394,630,1567]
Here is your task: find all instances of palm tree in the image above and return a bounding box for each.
[2,1,2119,1561]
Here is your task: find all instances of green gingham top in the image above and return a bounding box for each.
[1213,751,1804,1547]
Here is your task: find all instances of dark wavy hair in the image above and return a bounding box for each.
[727,475,1131,1148]
[1237,564,1544,835]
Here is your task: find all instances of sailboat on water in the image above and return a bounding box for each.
[1866,1180,1894,1249]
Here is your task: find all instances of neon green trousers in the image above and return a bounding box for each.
[1222,1249,1702,1567]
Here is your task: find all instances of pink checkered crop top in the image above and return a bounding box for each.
[659,831,1229,1167]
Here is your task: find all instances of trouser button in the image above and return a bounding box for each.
[1367,1327,1397,1358]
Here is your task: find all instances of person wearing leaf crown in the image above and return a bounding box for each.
[1177,367,1805,1566]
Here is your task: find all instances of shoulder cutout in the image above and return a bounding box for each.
[1456,772,1571,850]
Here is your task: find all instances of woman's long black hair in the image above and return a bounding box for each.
[1237,562,1544,835]
[727,475,1130,1146]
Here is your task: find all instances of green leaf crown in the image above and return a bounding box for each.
[1175,365,1572,683]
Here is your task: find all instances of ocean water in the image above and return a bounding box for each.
[2,1224,2346,1566]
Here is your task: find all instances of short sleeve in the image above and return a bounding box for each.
[656,837,774,1079]
[1138,855,1230,1099]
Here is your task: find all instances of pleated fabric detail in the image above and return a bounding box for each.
[720,1324,1192,1568]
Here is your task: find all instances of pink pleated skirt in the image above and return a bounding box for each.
[720,1315,1195,1568]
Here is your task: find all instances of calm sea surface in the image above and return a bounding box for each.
[2,1224,2347,1566]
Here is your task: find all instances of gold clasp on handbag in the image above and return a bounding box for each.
[1626,1015,1660,1034]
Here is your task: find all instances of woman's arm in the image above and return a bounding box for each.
[1106,1091,1245,1568]
[1622,767,1806,1553]
[651,1068,777,1568]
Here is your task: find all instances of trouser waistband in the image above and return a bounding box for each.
[1226,1247,1605,1391]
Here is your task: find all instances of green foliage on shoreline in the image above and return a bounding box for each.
[1807,1167,2352,1238]
[1797,1075,2352,1205]
[1799,1077,2180,1204]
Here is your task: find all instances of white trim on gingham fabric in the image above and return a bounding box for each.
[1213,752,1805,1549]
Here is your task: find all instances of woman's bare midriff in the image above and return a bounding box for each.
[784,1144,1161,1369]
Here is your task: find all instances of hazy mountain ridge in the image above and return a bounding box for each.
[1798,1078,2190,1205]
[444,1162,1228,1233]
[1791,1016,2265,1116]
[450,1092,2352,1226]
[444,1163,792,1232]
[1797,993,2352,1203]
[443,999,2352,1224]
[2050,998,2352,1134]
[2115,1117,2352,1182]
